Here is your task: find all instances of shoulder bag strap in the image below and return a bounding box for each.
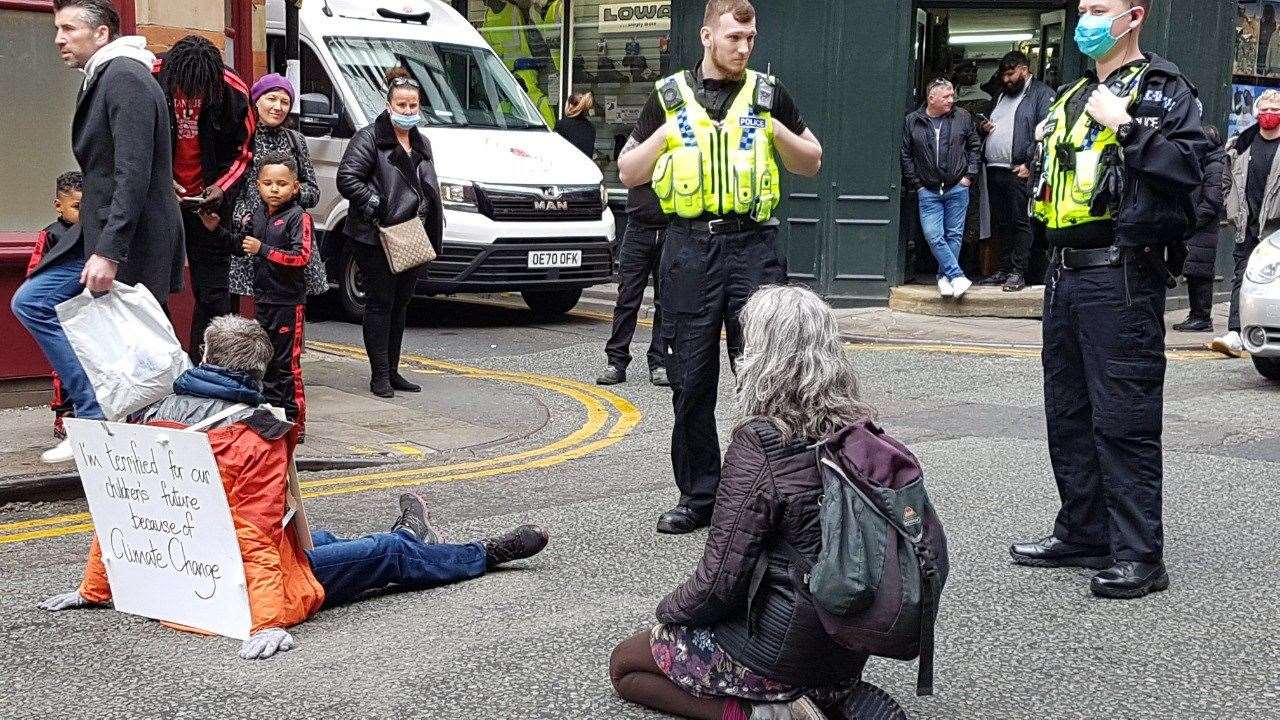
[185,403,251,433]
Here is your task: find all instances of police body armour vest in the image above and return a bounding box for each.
[651,70,782,222]
[1033,65,1145,229]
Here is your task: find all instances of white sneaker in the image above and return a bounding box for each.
[1209,331,1243,358]
[951,276,973,298]
[937,278,954,297]
[41,438,73,464]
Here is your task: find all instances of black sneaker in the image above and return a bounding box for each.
[1002,274,1027,292]
[981,271,1010,286]
[482,524,549,567]
[389,493,445,544]
[596,365,625,385]
[1172,317,1213,333]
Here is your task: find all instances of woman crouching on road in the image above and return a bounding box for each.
[609,285,906,720]
[337,66,444,398]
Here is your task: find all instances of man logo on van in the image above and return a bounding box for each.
[535,188,568,212]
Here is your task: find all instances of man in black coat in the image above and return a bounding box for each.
[14,1,184,464]
[59,0,185,300]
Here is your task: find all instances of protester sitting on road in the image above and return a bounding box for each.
[17,0,185,465]
[337,66,445,399]
[1215,90,1280,357]
[609,285,903,720]
[226,73,324,306]
[204,151,314,438]
[1173,125,1227,334]
[153,34,255,364]
[39,315,550,660]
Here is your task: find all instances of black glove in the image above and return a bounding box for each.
[362,195,381,222]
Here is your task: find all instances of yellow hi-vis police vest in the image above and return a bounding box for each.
[650,70,782,222]
[538,0,563,75]
[1033,65,1145,229]
[482,3,556,127]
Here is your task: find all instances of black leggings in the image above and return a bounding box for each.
[609,631,737,720]
[352,241,422,376]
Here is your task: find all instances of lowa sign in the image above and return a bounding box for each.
[598,2,672,34]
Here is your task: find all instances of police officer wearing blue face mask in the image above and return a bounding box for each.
[1009,0,1210,600]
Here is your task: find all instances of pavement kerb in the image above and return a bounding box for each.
[0,345,641,545]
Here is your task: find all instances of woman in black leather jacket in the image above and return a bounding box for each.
[336,66,444,397]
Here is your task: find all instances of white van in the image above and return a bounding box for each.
[265,0,614,318]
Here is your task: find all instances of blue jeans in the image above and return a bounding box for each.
[918,184,970,281]
[10,257,104,420]
[306,529,488,608]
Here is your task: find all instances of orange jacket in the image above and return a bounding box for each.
[79,412,325,634]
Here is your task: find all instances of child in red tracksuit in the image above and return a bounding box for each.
[28,172,84,440]
[202,151,311,435]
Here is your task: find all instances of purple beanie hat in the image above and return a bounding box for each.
[251,73,295,104]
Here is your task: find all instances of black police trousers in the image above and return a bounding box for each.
[605,222,666,373]
[1042,249,1167,563]
[660,221,787,518]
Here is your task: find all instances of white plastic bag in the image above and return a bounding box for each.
[56,282,192,421]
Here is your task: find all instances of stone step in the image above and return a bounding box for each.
[889,283,1044,319]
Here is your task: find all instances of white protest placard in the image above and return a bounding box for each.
[66,418,252,640]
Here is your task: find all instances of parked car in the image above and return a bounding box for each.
[266,0,615,319]
[1240,228,1280,383]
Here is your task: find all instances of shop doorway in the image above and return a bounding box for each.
[904,1,1074,285]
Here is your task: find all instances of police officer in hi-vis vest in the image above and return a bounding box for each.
[1010,0,1209,599]
[618,0,822,535]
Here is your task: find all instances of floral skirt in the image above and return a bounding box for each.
[648,623,858,706]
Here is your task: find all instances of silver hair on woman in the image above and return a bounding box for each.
[202,315,273,381]
[735,285,875,441]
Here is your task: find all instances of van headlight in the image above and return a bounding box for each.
[439,180,478,213]
[1245,235,1280,284]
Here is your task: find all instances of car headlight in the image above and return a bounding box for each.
[1245,234,1280,284]
[439,180,478,213]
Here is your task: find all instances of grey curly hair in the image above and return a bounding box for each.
[202,315,272,381]
[734,285,875,442]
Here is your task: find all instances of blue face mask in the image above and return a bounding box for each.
[390,111,421,129]
[1074,8,1136,60]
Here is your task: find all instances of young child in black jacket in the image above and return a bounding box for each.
[202,151,312,436]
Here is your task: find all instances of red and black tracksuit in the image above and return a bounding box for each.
[245,200,313,434]
[28,220,81,438]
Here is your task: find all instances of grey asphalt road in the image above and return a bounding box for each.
[1,296,1277,720]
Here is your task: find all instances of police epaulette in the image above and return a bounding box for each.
[659,76,685,112]
[754,73,777,114]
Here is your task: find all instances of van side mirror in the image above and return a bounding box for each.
[300,92,340,137]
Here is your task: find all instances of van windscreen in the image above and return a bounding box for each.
[326,36,546,130]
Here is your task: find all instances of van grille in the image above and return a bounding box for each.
[476,184,604,222]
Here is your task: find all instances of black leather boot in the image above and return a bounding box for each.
[1091,560,1169,599]
[364,313,394,398]
[1009,535,1111,569]
[1173,278,1214,332]
[387,312,421,392]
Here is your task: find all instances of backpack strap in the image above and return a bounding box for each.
[185,403,251,432]
[915,537,942,697]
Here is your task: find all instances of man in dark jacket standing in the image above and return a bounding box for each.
[1173,125,1226,333]
[901,79,982,298]
[977,51,1055,292]
[153,35,255,362]
[20,1,184,464]
[1011,0,1209,599]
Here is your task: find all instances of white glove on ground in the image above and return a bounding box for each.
[39,590,100,612]
[238,628,296,660]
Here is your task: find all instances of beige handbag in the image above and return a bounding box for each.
[378,218,436,274]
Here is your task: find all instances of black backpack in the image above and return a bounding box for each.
[753,421,949,697]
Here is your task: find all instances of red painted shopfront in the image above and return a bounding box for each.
[0,0,256,401]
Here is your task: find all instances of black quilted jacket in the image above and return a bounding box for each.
[656,424,869,688]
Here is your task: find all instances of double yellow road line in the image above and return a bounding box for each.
[0,343,641,546]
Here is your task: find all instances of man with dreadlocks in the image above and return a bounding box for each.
[153,34,254,363]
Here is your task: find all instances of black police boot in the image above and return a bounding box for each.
[596,365,625,385]
[1090,560,1169,599]
[1010,535,1111,569]
[656,505,710,535]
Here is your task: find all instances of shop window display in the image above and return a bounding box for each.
[1233,1,1280,137]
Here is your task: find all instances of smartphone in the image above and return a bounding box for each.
[179,196,204,210]
[975,113,990,126]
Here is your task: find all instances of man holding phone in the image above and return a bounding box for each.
[977,51,1055,292]
[153,35,255,362]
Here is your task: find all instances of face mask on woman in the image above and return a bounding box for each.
[390,111,422,129]
[1259,112,1280,132]
[1074,8,1136,60]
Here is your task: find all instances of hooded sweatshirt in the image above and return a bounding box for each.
[82,35,155,88]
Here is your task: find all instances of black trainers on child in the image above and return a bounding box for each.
[482,524,550,567]
[389,493,445,544]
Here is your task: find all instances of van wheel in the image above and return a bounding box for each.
[1254,355,1280,383]
[339,246,367,323]
[521,288,582,318]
